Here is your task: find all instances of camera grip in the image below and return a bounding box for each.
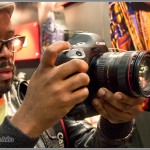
[55,48,86,65]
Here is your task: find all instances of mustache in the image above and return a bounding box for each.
[0,61,14,68]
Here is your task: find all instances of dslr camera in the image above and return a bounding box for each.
[55,32,150,120]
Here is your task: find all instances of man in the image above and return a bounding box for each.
[0,2,144,148]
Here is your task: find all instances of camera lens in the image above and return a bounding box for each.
[92,51,150,97]
[137,53,150,97]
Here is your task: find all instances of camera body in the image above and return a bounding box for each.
[55,32,110,119]
[55,32,150,120]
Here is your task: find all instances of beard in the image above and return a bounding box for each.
[0,80,12,96]
[0,61,16,97]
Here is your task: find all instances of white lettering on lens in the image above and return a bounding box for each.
[96,41,105,45]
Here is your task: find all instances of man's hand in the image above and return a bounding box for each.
[11,41,90,137]
[92,87,145,124]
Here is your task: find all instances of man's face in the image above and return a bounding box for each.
[0,11,15,96]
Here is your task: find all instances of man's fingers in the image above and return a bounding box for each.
[94,98,134,123]
[97,88,114,102]
[56,59,89,79]
[92,98,110,119]
[98,88,145,108]
[64,72,90,92]
[40,41,70,68]
[70,87,89,105]
[114,92,145,105]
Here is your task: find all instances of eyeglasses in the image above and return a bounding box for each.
[0,35,26,53]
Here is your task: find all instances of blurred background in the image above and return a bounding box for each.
[12,2,110,80]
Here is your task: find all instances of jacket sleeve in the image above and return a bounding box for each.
[63,116,135,148]
[0,116,39,148]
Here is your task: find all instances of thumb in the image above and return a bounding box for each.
[40,41,70,68]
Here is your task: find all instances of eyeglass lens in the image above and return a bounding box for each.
[0,36,25,52]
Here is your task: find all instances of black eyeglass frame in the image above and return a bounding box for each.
[0,35,26,53]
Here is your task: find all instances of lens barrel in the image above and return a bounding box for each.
[94,51,150,97]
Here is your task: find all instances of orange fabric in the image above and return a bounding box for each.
[0,95,4,106]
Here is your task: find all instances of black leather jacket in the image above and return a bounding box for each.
[35,116,135,148]
[0,79,135,148]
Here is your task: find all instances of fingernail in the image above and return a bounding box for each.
[99,88,105,96]
[116,94,122,100]
[93,99,99,107]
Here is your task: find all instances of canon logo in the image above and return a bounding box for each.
[96,41,105,45]
[57,132,64,148]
